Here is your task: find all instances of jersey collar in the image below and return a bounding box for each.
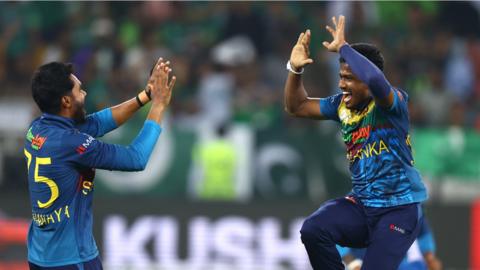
[41,113,76,129]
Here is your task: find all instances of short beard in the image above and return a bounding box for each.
[73,101,86,123]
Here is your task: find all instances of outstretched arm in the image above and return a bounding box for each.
[323,15,394,108]
[74,58,176,171]
[78,60,172,137]
[284,30,327,119]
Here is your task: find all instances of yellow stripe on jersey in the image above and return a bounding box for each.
[337,99,375,125]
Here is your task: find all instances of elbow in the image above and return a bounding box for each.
[367,74,390,99]
[130,148,148,171]
[365,72,386,88]
[285,106,301,118]
[127,159,146,172]
[133,158,147,171]
[284,100,303,117]
[132,160,147,171]
[136,156,148,171]
[284,104,296,116]
[284,102,307,118]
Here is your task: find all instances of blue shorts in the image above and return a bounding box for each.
[300,196,423,270]
[28,256,102,270]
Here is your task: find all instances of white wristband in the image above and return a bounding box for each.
[286,61,304,75]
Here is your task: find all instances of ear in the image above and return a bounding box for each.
[61,95,72,109]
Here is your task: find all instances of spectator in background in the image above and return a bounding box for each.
[196,60,235,132]
[189,123,238,200]
[414,67,454,127]
[196,35,256,132]
[444,39,474,102]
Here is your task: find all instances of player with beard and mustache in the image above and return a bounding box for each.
[283,16,427,269]
[24,58,176,270]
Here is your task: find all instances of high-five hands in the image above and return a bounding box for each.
[289,29,314,71]
[322,15,347,53]
[148,57,176,108]
[290,15,348,72]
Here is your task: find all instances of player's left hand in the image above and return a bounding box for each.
[322,15,347,53]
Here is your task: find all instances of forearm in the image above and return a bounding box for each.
[110,90,151,126]
[127,120,162,170]
[102,120,161,171]
[146,101,166,124]
[75,119,162,171]
[284,72,309,114]
[339,44,391,99]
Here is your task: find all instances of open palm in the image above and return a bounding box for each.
[290,29,314,70]
[322,15,347,53]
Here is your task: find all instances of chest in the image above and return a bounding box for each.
[339,104,380,146]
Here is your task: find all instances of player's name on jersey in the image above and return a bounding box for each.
[32,205,71,226]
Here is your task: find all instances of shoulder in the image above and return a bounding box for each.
[320,93,344,112]
[394,88,409,103]
[377,87,409,117]
[319,93,344,121]
[61,129,97,155]
[321,93,344,105]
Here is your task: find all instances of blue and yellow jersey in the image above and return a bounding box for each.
[23,109,161,266]
[320,89,427,207]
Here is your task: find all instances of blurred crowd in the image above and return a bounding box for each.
[1,1,480,132]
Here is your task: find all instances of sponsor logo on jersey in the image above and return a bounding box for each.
[26,128,47,150]
[76,136,94,154]
[389,224,406,234]
[352,125,371,144]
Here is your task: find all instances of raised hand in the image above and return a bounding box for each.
[148,57,176,107]
[289,29,314,71]
[322,15,347,53]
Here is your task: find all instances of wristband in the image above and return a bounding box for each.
[286,61,304,75]
[145,87,152,100]
[136,95,145,107]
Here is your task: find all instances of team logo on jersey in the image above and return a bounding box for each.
[76,146,86,154]
[26,128,47,150]
[76,136,94,154]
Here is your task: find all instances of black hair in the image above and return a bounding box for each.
[339,43,384,71]
[31,62,74,114]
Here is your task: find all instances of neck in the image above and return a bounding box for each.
[57,109,74,120]
[353,96,372,112]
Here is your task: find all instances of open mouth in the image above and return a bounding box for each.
[343,91,352,103]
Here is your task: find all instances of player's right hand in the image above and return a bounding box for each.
[148,57,176,107]
[289,29,314,71]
